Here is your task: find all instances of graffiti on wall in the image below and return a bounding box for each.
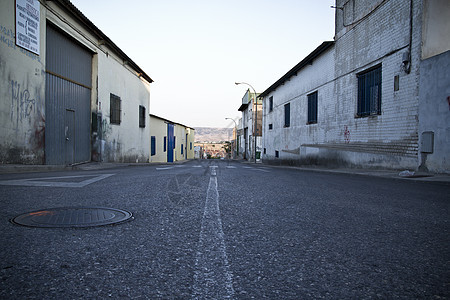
[344,125,350,143]
[10,80,36,128]
[0,25,41,61]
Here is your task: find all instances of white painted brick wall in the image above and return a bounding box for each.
[262,0,424,169]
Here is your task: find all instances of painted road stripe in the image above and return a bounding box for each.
[226,166,236,169]
[156,167,174,170]
[0,174,114,188]
[192,172,234,298]
[255,168,270,172]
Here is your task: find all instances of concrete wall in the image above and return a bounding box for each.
[149,115,167,163]
[0,0,152,165]
[418,50,450,173]
[96,51,151,163]
[0,1,46,164]
[421,0,450,60]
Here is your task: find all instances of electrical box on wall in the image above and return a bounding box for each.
[421,131,434,153]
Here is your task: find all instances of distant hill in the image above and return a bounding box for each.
[194,127,233,143]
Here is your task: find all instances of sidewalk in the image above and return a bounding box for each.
[239,159,450,184]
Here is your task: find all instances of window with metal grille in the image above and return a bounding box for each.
[307,91,318,124]
[139,105,146,128]
[151,136,156,156]
[269,96,273,112]
[110,93,121,124]
[284,103,290,127]
[357,65,382,117]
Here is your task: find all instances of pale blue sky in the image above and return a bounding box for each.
[70,0,336,128]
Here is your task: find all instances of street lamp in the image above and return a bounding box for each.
[235,82,258,163]
[225,117,238,159]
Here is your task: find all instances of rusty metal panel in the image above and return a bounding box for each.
[45,24,92,165]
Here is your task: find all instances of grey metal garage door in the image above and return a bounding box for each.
[45,23,92,165]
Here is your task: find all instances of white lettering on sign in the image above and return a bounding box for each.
[15,0,40,55]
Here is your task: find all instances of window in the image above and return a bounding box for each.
[275,150,279,158]
[164,137,167,152]
[394,75,399,91]
[284,103,290,127]
[110,93,121,124]
[307,91,318,124]
[173,137,176,149]
[269,124,273,130]
[139,105,146,128]
[263,148,266,154]
[269,96,273,112]
[151,136,156,156]
[357,65,381,117]
[181,144,184,155]
[190,142,192,150]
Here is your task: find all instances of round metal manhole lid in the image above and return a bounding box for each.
[11,207,132,228]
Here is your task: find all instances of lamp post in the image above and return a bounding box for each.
[225,117,238,159]
[235,82,258,163]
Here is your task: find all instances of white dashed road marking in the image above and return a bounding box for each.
[192,166,234,299]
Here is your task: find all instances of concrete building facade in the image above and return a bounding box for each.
[238,89,262,161]
[149,114,195,163]
[260,0,450,173]
[0,0,153,165]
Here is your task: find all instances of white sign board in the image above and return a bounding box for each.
[15,0,40,55]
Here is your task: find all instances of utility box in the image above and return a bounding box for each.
[421,131,434,153]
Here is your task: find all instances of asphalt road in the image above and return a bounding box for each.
[0,160,448,299]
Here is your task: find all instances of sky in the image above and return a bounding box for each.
[70,0,336,128]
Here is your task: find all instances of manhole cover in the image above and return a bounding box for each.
[11,207,132,228]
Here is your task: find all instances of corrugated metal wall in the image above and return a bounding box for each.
[45,24,92,165]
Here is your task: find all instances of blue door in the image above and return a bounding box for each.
[167,123,174,162]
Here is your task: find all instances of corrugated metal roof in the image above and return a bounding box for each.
[259,41,334,98]
[54,0,153,84]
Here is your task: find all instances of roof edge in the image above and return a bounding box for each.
[149,114,195,130]
[54,0,153,83]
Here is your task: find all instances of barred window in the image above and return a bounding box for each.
[110,94,121,124]
[357,65,381,117]
[307,91,318,124]
[139,105,146,128]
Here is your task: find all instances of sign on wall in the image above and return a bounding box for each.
[15,0,40,55]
